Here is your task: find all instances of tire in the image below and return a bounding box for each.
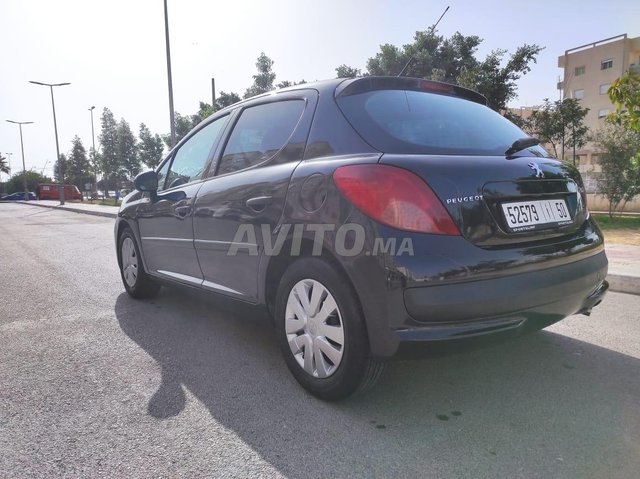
[274,257,384,400]
[118,227,160,299]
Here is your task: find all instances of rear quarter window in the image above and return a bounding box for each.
[337,89,548,157]
[217,100,305,175]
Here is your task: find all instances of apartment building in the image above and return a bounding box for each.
[557,34,640,190]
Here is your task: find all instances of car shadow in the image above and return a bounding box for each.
[115,291,640,478]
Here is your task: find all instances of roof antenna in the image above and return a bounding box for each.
[397,6,450,77]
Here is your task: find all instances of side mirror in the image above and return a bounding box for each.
[134,170,158,192]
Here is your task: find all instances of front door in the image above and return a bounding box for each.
[137,114,231,285]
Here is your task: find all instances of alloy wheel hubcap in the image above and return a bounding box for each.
[285,279,345,378]
[121,237,138,288]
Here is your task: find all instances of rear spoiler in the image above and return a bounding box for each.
[335,76,487,106]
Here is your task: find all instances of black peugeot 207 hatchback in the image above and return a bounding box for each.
[115,76,608,400]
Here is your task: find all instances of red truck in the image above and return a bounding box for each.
[36,184,83,201]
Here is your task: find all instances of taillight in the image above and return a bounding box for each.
[333,164,459,235]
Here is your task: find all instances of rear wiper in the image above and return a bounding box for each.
[505,137,540,156]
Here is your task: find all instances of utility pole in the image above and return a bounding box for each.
[211,77,216,106]
[29,80,71,205]
[6,120,34,201]
[164,0,176,148]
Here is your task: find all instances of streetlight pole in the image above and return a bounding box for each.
[29,80,71,205]
[6,120,34,201]
[164,0,176,148]
[89,106,97,198]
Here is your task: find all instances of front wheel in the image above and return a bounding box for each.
[118,227,160,299]
[275,257,384,400]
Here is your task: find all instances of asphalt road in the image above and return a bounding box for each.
[1,202,639,479]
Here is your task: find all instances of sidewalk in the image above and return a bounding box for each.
[17,199,118,218]
[15,200,640,295]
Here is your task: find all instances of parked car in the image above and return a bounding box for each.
[1,191,36,201]
[114,76,608,400]
[36,183,82,201]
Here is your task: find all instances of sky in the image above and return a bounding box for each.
[1,0,638,180]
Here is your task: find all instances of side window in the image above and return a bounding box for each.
[217,100,304,175]
[156,158,171,192]
[165,115,229,189]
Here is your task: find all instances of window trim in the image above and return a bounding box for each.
[573,89,584,100]
[601,59,613,70]
[154,153,173,192]
[212,97,308,178]
[599,83,611,95]
[575,65,586,76]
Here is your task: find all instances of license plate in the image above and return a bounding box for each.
[501,199,572,232]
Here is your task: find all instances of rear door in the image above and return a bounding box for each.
[137,114,231,285]
[193,91,318,301]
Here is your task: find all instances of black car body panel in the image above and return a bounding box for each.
[116,76,608,361]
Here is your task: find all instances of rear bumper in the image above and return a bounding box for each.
[403,249,607,323]
[351,249,608,358]
[396,275,608,358]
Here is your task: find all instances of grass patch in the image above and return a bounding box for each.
[66,199,120,206]
[591,214,640,230]
[91,199,121,206]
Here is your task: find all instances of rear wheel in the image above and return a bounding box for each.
[275,257,384,400]
[118,227,160,299]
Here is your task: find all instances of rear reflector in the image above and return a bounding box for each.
[333,164,460,235]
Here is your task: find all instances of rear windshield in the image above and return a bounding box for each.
[337,89,549,157]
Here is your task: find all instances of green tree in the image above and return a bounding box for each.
[215,91,241,110]
[607,71,640,132]
[54,153,67,183]
[361,30,542,111]
[6,170,52,194]
[138,123,165,169]
[66,136,93,189]
[527,98,589,161]
[98,107,121,192]
[595,124,640,216]
[335,64,362,78]
[163,111,196,148]
[458,44,543,111]
[191,101,216,124]
[0,153,9,175]
[117,119,139,181]
[244,52,276,99]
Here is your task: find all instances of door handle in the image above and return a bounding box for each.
[174,205,191,218]
[246,195,273,212]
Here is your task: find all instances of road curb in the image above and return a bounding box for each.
[606,274,640,296]
[16,200,117,219]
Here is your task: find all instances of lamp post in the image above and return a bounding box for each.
[29,80,71,204]
[6,120,34,201]
[164,0,176,148]
[89,106,97,198]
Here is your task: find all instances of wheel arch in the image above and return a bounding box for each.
[263,237,368,342]
[115,218,148,272]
